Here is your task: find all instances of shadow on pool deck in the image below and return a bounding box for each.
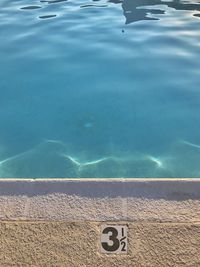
[0,179,200,200]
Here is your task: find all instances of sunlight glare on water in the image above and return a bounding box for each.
[0,0,200,177]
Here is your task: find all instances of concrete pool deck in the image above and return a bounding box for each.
[0,178,200,266]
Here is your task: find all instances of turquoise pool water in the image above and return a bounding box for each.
[0,0,200,178]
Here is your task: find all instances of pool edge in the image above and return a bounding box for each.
[0,178,200,222]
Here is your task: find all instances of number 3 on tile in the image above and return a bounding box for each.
[100,225,128,254]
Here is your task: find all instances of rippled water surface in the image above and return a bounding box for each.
[0,0,200,178]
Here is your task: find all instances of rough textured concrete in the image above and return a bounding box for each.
[1,221,200,267]
[1,179,200,222]
[1,179,200,266]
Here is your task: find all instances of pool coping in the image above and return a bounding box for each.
[0,178,200,222]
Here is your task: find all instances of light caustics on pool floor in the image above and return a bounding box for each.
[0,0,200,178]
[0,139,200,178]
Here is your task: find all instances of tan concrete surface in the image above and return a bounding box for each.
[1,221,200,267]
[1,179,200,222]
[1,179,200,266]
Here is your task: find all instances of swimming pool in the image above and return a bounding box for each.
[0,0,200,178]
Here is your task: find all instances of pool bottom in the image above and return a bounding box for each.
[0,138,200,178]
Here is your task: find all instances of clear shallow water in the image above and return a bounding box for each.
[0,0,200,178]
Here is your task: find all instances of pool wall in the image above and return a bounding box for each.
[0,179,200,266]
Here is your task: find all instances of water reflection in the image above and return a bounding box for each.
[121,0,200,24]
[40,0,68,4]
[80,4,108,8]
[21,6,42,10]
[20,0,200,23]
[39,14,57,19]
